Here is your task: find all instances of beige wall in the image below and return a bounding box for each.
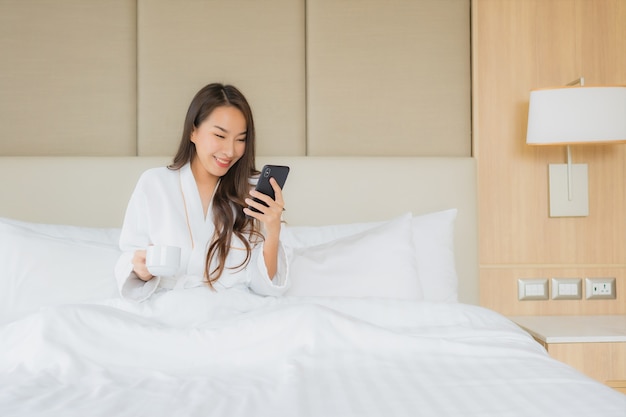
[136,0,306,157]
[306,0,470,156]
[473,0,626,315]
[0,0,137,155]
[0,0,470,158]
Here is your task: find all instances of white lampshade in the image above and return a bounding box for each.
[526,86,626,145]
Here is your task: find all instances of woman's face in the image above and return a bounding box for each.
[190,105,247,179]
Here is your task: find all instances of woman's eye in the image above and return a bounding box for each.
[237,137,247,142]
[214,134,225,139]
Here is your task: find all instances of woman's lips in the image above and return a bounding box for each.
[214,157,231,168]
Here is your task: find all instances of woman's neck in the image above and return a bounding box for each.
[190,158,220,218]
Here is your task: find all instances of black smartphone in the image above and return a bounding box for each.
[248,165,290,213]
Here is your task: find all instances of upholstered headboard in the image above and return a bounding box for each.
[0,156,477,304]
[0,1,470,158]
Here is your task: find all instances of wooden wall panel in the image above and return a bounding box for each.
[481,268,626,316]
[473,0,626,315]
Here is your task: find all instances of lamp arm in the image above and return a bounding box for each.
[567,145,573,201]
[564,77,583,201]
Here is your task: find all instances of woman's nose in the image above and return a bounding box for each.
[222,138,235,156]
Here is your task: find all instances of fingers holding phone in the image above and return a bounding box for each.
[247,177,283,210]
[244,165,289,226]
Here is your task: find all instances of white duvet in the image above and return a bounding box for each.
[1,289,624,417]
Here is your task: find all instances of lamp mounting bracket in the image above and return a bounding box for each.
[566,77,585,87]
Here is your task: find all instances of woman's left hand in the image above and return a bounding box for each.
[243,177,285,235]
[244,178,285,279]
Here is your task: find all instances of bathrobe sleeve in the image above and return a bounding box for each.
[114,171,161,302]
[247,239,291,296]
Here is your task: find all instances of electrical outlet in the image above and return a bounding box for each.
[585,277,616,300]
[551,278,582,300]
[518,278,549,300]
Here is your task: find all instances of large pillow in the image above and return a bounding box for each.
[411,209,458,302]
[0,218,121,324]
[281,209,458,302]
[284,213,423,300]
[0,217,121,243]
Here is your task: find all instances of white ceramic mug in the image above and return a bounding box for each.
[146,245,181,277]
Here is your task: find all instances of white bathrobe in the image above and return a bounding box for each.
[114,162,290,302]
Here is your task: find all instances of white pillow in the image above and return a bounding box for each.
[0,218,121,323]
[0,216,121,243]
[411,209,458,302]
[285,213,423,300]
[281,209,458,302]
[281,219,384,248]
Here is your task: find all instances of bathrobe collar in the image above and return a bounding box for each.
[179,162,220,245]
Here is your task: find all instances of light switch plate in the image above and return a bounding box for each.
[551,278,582,300]
[518,278,549,300]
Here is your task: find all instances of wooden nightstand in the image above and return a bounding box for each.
[509,315,626,394]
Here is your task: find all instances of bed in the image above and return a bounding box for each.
[0,156,624,417]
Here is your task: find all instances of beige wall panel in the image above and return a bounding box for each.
[137,0,305,157]
[306,0,470,156]
[473,0,626,314]
[0,0,137,156]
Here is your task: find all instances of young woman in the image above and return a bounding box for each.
[114,83,290,302]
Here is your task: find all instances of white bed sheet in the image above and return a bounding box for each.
[1,289,624,417]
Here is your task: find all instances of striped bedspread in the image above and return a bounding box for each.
[1,289,624,417]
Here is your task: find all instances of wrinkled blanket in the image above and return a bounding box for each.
[1,288,624,417]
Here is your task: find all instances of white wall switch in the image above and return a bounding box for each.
[585,277,616,300]
[551,278,582,300]
[518,278,549,300]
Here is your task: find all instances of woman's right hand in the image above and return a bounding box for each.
[132,249,154,281]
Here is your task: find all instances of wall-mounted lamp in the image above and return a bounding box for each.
[526,78,626,217]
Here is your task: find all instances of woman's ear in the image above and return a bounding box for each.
[190,127,197,144]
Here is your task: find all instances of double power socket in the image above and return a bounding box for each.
[518,277,616,301]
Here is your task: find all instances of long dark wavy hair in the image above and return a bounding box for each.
[169,83,262,287]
